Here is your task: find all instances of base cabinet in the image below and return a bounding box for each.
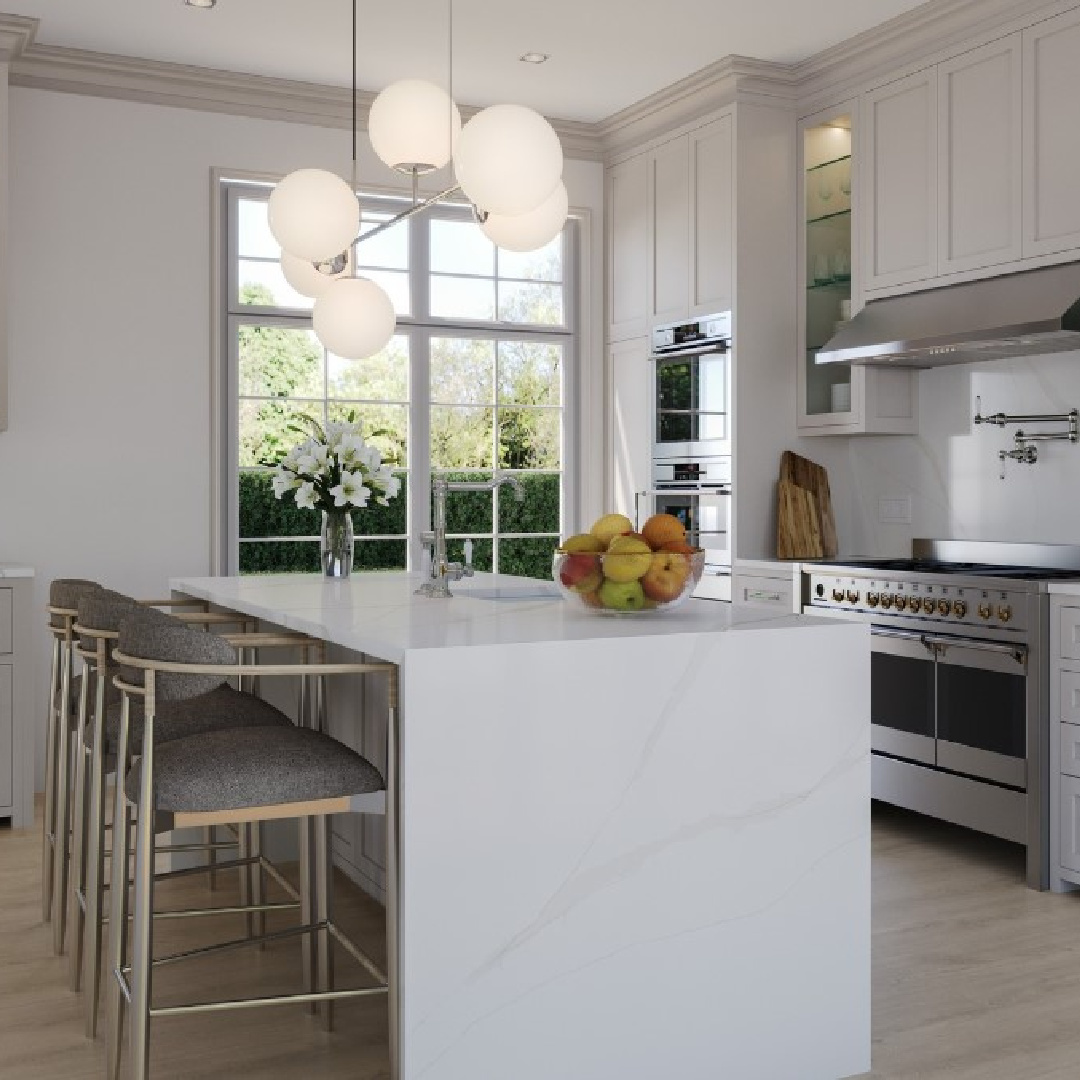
[0,575,33,829]
[1049,597,1080,891]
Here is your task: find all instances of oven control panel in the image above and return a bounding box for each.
[805,572,1030,632]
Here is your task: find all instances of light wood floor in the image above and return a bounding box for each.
[4,803,1080,1078]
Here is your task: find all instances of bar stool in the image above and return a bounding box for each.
[43,578,102,952]
[107,608,395,1080]
[67,591,299,1036]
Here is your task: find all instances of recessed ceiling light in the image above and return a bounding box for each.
[519,52,550,65]
[184,0,217,8]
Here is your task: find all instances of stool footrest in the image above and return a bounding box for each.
[150,984,388,1018]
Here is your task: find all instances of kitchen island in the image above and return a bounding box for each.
[170,571,871,1080]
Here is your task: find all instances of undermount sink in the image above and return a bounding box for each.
[461,584,561,602]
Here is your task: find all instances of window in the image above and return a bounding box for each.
[221,180,575,579]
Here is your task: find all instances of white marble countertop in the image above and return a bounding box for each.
[170,571,841,663]
[0,564,35,578]
[1049,581,1080,597]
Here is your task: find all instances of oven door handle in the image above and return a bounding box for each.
[869,627,937,654]
[919,633,1028,668]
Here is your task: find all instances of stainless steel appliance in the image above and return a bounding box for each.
[802,539,1080,889]
[648,312,733,602]
[651,311,731,461]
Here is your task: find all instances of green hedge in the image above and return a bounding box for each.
[238,470,561,579]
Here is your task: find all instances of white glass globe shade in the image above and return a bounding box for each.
[369,79,462,172]
[480,182,569,252]
[268,168,360,263]
[313,277,396,360]
[453,104,563,216]
[280,251,349,298]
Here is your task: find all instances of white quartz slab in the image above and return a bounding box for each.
[170,572,871,1079]
[170,571,815,664]
[1049,582,1080,597]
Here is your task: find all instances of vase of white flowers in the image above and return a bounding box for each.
[271,414,401,579]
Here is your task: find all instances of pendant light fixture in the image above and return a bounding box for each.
[268,0,568,360]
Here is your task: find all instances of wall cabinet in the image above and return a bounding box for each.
[798,103,918,436]
[1023,8,1080,259]
[608,336,651,525]
[862,69,937,292]
[938,34,1022,275]
[606,154,649,342]
[644,115,734,328]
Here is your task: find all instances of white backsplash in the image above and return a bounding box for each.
[839,349,1080,556]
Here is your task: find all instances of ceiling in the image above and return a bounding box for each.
[5,0,932,123]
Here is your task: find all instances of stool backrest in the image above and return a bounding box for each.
[78,588,139,652]
[49,579,102,627]
[118,607,236,701]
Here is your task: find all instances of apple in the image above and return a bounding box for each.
[599,578,645,611]
[560,532,605,554]
[590,513,633,548]
[641,551,692,602]
[641,512,687,551]
[658,539,697,555]
[558,552,602,593]
[603,537,654,582]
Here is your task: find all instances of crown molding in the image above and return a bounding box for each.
[7,40,603,161]
[0,14,37,63]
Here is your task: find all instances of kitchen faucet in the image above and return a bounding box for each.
[416,473,525,598]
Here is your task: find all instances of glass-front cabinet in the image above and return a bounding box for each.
[797,102,918,436]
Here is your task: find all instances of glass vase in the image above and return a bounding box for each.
[320,509,354,578]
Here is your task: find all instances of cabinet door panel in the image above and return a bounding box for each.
[647,136,690,325]
[0,666,10,809]
[609,337,651,522]
[607,154,649,341]
[690,116,733,317]
[1024,8,1080,258]
[863,70,937,290]
[938,35,1022,274]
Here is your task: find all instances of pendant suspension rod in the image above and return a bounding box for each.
[353,183,463,247]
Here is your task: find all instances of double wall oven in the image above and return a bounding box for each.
[648,312,732,601]
[803,540,1080,890]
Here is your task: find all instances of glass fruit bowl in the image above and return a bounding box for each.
[552,546,706,614]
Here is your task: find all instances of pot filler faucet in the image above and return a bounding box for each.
[416,473,525,598]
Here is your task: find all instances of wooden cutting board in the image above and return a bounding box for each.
[777,479,822,560]
[777,451,839,559]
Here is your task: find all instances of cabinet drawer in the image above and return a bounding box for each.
[1062,723,1080,778]
[1058,605,1080,661]
[0,589,11,655]
[733,574,794,610]
[1060,774,1080,873]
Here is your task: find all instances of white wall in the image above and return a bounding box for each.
[826,351,1080,556]
[1,88,603,788]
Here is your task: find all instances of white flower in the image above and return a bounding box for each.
[294,481,317,510]
[329,470,371,508]
[296,443,331,477]
[324,420,349,446]
[334,432,369,466]
[271,468,299,498]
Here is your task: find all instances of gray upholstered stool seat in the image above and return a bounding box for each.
[125,725,384,814]
[96,684,293,754]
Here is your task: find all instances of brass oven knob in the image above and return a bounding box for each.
[846,590,860,604]
[998,605,1012,623]
[894,595,907,611]
[832,589,844,603]
[880,594,894,610]
[867,592,879,608]
[937,599,951,616]
[978,602,992,619]
[953,600,967,617]
[922,597,935,615]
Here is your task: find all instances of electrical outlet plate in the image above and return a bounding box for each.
[879,496,911,524]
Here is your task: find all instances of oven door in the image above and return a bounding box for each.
[653,350,729,459]
[870,628,937,766]
[930,635,1027,789]
[652,487,731,575]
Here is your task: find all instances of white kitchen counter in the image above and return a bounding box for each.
[1049,582,1080,597]
[171,571,871,1080]
[0,564,35,578]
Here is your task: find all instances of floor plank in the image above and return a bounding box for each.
[5,801,1080,1077]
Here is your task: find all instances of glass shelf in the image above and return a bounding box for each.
[806,153,851,174]
[807,208,851,226]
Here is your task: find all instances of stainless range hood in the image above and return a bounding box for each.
[816,262,1080,368]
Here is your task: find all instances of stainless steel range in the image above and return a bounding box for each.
[802,539,1080,889]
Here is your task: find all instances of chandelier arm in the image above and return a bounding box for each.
[353,183,463,247]
[350,0,358,193]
